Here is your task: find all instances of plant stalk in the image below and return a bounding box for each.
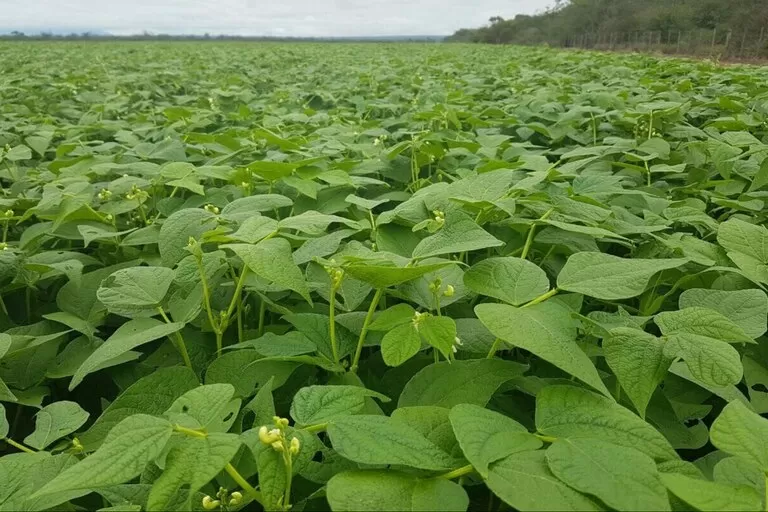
[350,288,384,373]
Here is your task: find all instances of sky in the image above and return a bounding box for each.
[2,0,553,37]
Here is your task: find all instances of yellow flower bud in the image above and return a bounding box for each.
[290,436,301,455]
[443,285,455,297]
[271,441,284,452]
[202,496,220,510]
[258,426,282,445]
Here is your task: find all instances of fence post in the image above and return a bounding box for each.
[710,27,717,54]
[739,30,747,58]
[724,30,732,58]
[758,27,766,58]
[676,30,682,54]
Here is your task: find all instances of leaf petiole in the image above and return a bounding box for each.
[439,464,475,480]
[350,288,384,373]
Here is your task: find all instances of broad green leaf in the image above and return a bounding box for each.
[476,302,610,396]
[381,322,422,367]
[546,438,671,511]
[369,303,416,331]
[557,252,688,300]
[23,401,89,450]
[290,385,390,425]
[655,307,753,344]
[257,441,287,509]
[449,404,540,477]
[159,208,218,267]
[714,457,765,496]
[96,267,175,318]
[398,359,527,408]
[486,450,600,512]
[230,216,279,243]
[390,406,461,458]
[278,210,361,236]
[679,288,768,339]
[205,351,300,397]
[464,257,550,306]
[535,385,677,460]
[166,384,240,432]
[146,432,241,511]
[220,195,293,222]
[419,315,457,359]
[604,327,671,417]
[327,470,469,512]
[327,415,455,470]
[32,415,173,502]
[660,473,762,512]
[662,333,743,387]
[70,318,185,390]
[344,261,454,288]
[238,331,316,357]
[412,211,503,260]
[225,238,311,303]
[711,401,768,470]
[718,218,768,263]
[0,403,7,438]
[79,367,198,450]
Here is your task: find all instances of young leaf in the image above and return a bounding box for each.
[290,385,390,425]
[165,384,241,432]
[159,208,218,267]
[710,401,768,470]
[381,322,422,367]
[419,316,457,359]
[546,438,671,511]
[96,267,175,318]
[603,327,671,418]
[23,401,90,450]
[344,261,454,288]
[327,470,469,512]
[655,307,753,344]
[557,252,688,300]
[679,288,768,339]
[660,473,762,512]
[463,257,550,306]
[662,333,743,387]
[412,211,503,260]
[476,302,610,397]
[368,303,416,331]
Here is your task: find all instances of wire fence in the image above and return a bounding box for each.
[561,27,768,61]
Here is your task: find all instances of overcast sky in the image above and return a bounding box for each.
[3,0,553,37]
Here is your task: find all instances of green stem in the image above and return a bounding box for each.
[521,209,554,260]
[303,423,328,433]
[487,338,502,359]
[282,453,293,511]
[522,288,559,308]
[440,464,475,480]
[257,298,266,337]
[224,268,249,324]
[4,437,35,453]
[196,257,219,336]
[236,294,245,345]
[535,433,557,443]
[157,308,193,371]
[173,424,207,438]
[329,285,340,364]
[215,331,224,359]
[2,220,9,244]
[764,472,767,512]
[225,463,264,507]
[350,288,384,373]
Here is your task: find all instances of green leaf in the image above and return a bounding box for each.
[464,257,550,305]
[278,210,361,236]
[159,209,218,267]
[557,252,688,300]
[79,367,198,451]
[230,216,279,244]
[390,406,461,458]
[536,385,677,460]
[718,218,768,263]
[381,322,422,367]
[225,238,311,303]
[662,333,743,387]
[419,316,457,360]
[369,303,416,331]
[70,318,185,390]
[96,267,175,318]
[32,415,173,502]
[398,359,527,408]
[476,302,610,397]
[23,401,90,449]
[660,473,762,512]
[604,327,671,418]
[714,457,765,496]
[0,403,8,438]
[449,404,540,478]
[679,288,768,339]
[327,470,469,512]
[711,401,768,470]
[486,450,600,512]
[327,415,455,470]
[146,432,241,511]
[655,307,753,344]
[412,211,503,260]
[546,438,671,511]
[166,384,241,432]
[290,385,390,425]
[344,261,454,288]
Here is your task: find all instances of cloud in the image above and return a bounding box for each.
[3,0,552,36]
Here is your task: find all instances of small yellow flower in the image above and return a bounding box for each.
[202,496,220,510]
[289,436,301,455]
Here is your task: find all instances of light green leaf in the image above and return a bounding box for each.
[32,415,173,502]
[327,415,455,470]
[70,318,185,390]
[660,473,762,512]
[159,209,218,267]
[535,385,677,461]
[714,457,765,497]
[390,406,461,458]
[24,401,90,450]
[327,471,469,512]
[655,307,753,344]
[557,252,688,300]
[230,216,279,244]
[220,195,293,222]
[679,288,768,339]
[420,316,457,360]
[604,327,671,418]
[711,401,768,470]
[464,257,550,306]
[546,438,671,511]
[486,450,600,512]
[290,385,390,425]
[146,433,241,511]
[369,303,416,331]
[476,302,610,397]
[412,210,503,259]
[344,261,454,288]
[398,359,527,408]
[718,218,768,263]
[381,322,422,367]
[662,333,743,387]
[278,210,361,236]
[96,267,175,318]
[449,404,540,478]
[226,238,311,303]
[165,384,241,432]
[0,403,8,438]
